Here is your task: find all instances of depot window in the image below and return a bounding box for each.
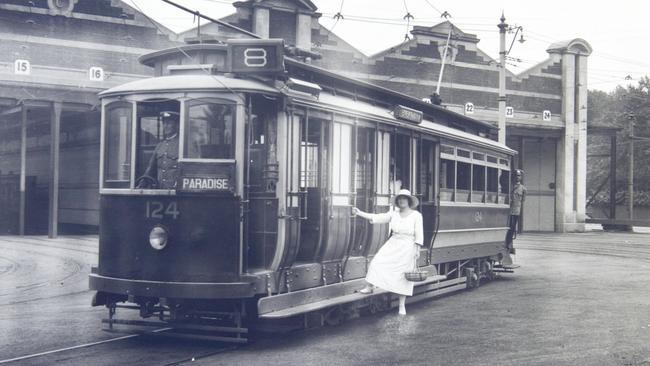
[184,99,236,160]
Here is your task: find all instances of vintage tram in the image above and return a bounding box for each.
[89,39,516,341]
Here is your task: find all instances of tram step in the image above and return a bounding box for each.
[494,264,520,270]
[258,274,447,319]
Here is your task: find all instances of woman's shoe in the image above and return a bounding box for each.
[398,307,406,315]
[359,286,373,294]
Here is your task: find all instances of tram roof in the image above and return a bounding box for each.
[311,91,515,155]
[98,74,279,98]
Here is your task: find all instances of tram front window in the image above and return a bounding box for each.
[135,100,181,189]
[104,102,133,189]
[185,99,235,160]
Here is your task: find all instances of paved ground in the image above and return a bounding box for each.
[1,231,650,365]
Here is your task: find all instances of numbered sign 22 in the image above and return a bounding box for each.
[227,39,284,74]
[542,110,552,121]
[464,102,475,115]
[505,106,514,118]
[89,67,104,81]
[14,60,30,75]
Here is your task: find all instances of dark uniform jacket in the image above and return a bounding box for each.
[143,134,179,189]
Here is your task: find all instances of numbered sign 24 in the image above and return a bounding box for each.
[505,106,514,118]
[542,110,552,121]
[14,60,30,75]
[464,102,474,114]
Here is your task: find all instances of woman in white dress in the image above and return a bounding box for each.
[352,189,424,315]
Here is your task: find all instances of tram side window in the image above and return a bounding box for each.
[390,134,411,194]
[185,99,235,160]
[499,169,511,204]
[456,162,471,203]
[418,140,435,202]
[472,164,486,203]
[487,166,499,203]
[104,103,132,188]
[439,159,455,201]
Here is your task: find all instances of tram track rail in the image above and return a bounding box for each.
[516,233,650,262]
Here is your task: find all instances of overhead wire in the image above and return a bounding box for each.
[130,0,246,104]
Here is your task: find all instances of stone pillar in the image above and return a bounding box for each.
[556,52,576,232]
[575,54,588,229]
[253,7,270,38]
[295,12,312,49]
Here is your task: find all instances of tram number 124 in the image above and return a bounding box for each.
[145,201,180,220]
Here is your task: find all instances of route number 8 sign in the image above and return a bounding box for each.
[227,39,284,74]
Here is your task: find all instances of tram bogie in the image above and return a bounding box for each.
[89,38,516,339]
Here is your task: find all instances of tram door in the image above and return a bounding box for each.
[366,130,391,256]
[295,114,329,262]
[418,139,438,254]
[245,96,279,270]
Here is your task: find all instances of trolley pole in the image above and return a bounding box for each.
[497,13,508,144]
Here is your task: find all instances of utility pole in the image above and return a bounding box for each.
[497,13,508,144]
[628,140,634,219]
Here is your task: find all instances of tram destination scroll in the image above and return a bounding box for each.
[394,105,423,124]
[177,162,235,193]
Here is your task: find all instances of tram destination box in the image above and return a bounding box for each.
[177,162,235,194]
[227,38,285,74]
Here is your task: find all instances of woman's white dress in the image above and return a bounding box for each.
[365,210,424,296]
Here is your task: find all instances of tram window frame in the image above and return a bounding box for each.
[331,119,353,202]
[102,101,133,189]
[418,138,436,203]
[181,98,237,163]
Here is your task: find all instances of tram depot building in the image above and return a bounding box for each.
[0,0,590,236]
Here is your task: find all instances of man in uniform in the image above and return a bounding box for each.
[505,169,526,255]
[137,111,180,189]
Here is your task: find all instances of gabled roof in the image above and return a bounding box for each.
[410,21,480,43]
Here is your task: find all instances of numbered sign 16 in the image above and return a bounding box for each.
[14,59,30,75]
[542,110,552,121]
[464,102,475,114]
[505,106,514,118]
[89,67,104,81]
[227,39,284,74]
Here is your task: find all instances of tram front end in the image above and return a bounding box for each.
[87,75,281,329]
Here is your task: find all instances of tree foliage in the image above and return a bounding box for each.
[588,77,650,207]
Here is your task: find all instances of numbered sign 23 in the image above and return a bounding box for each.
[227,39,284,74]
[505,106,514,118]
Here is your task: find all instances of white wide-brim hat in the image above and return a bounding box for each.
[393,189,419,208]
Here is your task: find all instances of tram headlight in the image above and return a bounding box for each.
[149,226,168,250]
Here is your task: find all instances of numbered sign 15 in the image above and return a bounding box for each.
[505,106,514,118]
[542,110,552,121]
[227,39,285,74]
[14,59,30,75]
[464,102,474,114]
[89,67,104,81]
